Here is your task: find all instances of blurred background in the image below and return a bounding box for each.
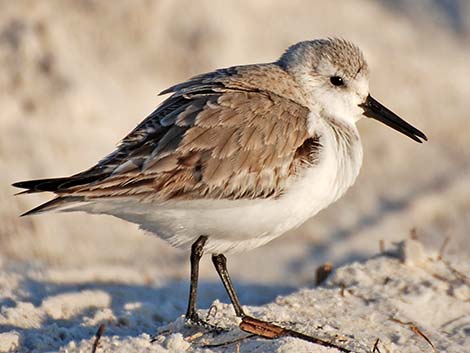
[1,0,469,307]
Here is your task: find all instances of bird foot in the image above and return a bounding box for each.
[184,314,228,334]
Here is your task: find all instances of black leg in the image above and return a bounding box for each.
[185,235,207,322]
[212,254,245,317]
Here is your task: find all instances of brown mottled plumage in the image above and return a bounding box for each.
[18,64,317,202]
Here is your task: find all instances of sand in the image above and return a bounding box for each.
[1,239,469,352]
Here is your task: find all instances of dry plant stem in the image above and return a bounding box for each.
[372,338,382,353]
[185,332,204,343]
[379,239,385,253]
[442,259,470,285]
[239,316,351,352]
[390,318,437,353]
[150,328,171,343]
[437,236,450,260]
[201,334,256,348]
[315,262,333,285]
[206,304,218,320]
[91,323,106,353]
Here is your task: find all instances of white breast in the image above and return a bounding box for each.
[83,118,363,254]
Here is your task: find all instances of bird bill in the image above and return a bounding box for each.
[360,94,427,143]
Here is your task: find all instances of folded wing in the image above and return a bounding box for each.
[14,64,318,209]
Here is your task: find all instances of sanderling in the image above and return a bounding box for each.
[14,38,427,328]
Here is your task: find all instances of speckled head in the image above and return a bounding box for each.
[278,38,427,142]
[278,38,370,123]
[279,38,368,81]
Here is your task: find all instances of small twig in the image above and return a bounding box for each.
[371,338,381,353]
[379,239,385,253]
[340,283,346,297]
[185,331,204,342]
[91,323,106,353]
[437,236,450,260]
[206,304,218,320]
[201,333,256,348]
[390,318,437,353]
[150,328,171,343]
[442,259,470,286]
[239,316,351,352]
[315,262,333,285]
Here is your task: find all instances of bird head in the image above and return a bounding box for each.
[279,38,427,143]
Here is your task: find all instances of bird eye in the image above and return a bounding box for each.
[330,76,344,87]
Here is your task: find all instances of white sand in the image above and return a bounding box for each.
[1,239,469,352]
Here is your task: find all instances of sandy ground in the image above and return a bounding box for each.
[0,1,469,352]
[1,240,469,352]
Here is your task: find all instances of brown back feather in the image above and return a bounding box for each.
[37,64,320,201]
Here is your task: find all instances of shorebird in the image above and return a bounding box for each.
[14,38,427,328]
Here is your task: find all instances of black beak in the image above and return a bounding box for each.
[359,94,427,143]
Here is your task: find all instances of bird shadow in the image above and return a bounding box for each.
[1,275,297,352]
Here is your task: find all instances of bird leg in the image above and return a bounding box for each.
[211,253,351,352]
[185,237,229,332]
[211,254,245,317]
[185,235,207,324]
[211,254,282,333]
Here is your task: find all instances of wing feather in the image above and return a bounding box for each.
[15,64,319,202]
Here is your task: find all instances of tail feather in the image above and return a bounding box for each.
[20,196,85,216]
[13,176,95,216]
[12,175,101,193]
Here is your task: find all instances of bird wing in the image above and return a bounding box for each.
[14,64,321,202]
